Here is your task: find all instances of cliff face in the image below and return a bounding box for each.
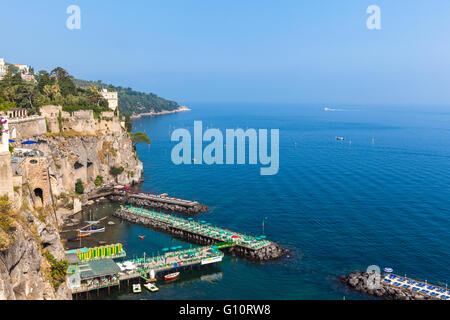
[0,193,71,300]
[1,121,143,300]
[39,131,143,197]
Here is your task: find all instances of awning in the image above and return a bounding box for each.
[21,140,38,145]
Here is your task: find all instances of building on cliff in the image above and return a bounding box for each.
[0,58,6,80]
[100,89,118,112]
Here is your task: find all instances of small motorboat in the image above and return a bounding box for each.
[132,284,142,294]
[336,137,345,141]
[77,233,90,238]
[144,283,159,292]
[138,235,145,240]
[79,226,105,234]
[164,272,180,281]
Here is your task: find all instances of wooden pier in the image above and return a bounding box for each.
[113,205,286,261]
[69,246,224,295]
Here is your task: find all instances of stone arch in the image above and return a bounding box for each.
[34,188,44,207]
[10,126,16,139]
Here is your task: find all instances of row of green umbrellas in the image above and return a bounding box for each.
[126,206,269,248]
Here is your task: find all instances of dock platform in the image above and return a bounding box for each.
[383,274,450,300]
[69,246,224,294]
[104,191,209,214]
[113,205,286,261]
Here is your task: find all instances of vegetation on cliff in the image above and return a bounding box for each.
[94,175,104,186]
[73,79,179,115]
[133,132,151,144]
[0,196,16,250]
[0,66,111,116]
[43,250,68,289]
[0,61,179,119]
[75,179,84,195]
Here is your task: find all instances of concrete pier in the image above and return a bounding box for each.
[90,190,209,214]
[113,205,286,261]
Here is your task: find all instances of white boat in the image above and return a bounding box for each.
[144,283,159,292]
[79,226,105,234]
[132,284,142,293]
[336,137,345,141]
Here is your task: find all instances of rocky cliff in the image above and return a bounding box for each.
[42,131,143,198]
[0,192,71,299]
[1,122,143,300]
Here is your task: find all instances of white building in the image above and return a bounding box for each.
[100,89,119,112]
[0,58,6,80]
[14,64,30,74]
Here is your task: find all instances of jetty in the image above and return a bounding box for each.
[340,271,450,300]
[68,245,224,295]
[113,205,286,261]
[89,188,209,214]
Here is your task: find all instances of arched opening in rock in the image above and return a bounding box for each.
[34,188,44,207]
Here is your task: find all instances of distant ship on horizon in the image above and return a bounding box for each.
[324,107,345,112]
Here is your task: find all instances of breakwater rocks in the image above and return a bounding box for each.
[340,271,437,300]
[109,194,209,215]
[113,209,286,261]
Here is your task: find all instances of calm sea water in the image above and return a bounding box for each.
[68,103,450,300]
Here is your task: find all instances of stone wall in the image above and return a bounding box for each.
[8,116,47,139]
[61,110,97,135]
[0,152,14,199]
[40,105,61,134]
[22,157,53,209]
[40,105,124,136]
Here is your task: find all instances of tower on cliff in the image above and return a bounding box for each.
[100,89,119,113]
[0,116,14,199]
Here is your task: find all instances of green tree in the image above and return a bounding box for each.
[125,114,132,133]
[51,67,76,96]
[94,175,104,186]
[109,166,124,183]
[133,132,151,144]
[75,179,84,194]
[36,70,55,94]
[43,250,68,289]
[110,166,124,176]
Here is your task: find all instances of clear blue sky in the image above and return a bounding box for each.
[1,0,450,106]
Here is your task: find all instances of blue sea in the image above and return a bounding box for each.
[71,103,450,300]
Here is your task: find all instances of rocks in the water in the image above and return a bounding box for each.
[339,271,437,300]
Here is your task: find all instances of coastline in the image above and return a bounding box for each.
[130,105,191,120]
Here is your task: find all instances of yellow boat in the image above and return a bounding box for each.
[144,283,159,292]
